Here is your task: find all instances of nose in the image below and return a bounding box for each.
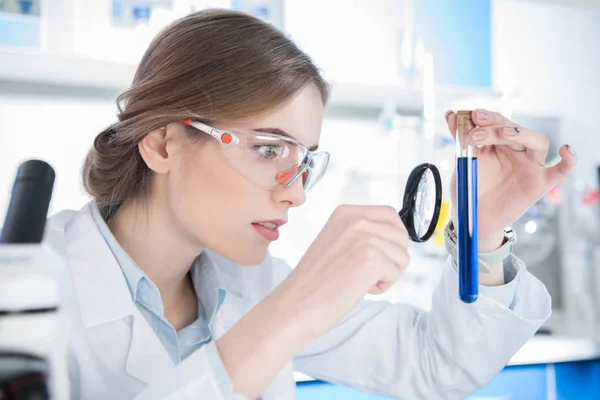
[272,176,306,207]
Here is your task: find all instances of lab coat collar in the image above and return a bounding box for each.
[64,202,135,328]
[63,202,176,384]
[68,202,227,328]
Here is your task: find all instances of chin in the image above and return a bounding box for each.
[219,245,269,266]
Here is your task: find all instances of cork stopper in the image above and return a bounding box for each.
[457,110,475,132]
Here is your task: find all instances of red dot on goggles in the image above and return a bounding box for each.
[221,132,233,144]
[276,166,309,187]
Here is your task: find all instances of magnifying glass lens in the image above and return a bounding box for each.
[399,163,442,243]
[413,169,437,240]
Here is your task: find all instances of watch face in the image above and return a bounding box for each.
[445,222,458,243]
[505,227,516,243]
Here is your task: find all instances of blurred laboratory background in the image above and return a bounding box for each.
[1,1,600,398]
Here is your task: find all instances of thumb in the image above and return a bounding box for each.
[369,281,395,295]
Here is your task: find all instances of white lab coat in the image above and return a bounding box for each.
[42,203,551,400]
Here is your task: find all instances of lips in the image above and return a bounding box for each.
[251,219,287,241]
[257,222,277,229]
[253,220,287,228]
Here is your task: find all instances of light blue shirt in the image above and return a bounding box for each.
[90,204,244,398]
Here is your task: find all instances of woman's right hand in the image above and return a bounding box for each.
[216,205,410,399]
[279,204,411,340]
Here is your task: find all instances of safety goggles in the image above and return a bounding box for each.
[182,119,330,191]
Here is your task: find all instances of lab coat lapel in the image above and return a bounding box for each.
[126,307,176,384]
[64,203,175,385]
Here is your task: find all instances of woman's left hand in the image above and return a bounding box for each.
[446,109,578,252]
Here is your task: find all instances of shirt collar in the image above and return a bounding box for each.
[90,202,226,321]
[190,253,226,327]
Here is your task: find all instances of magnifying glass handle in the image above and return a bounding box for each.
[398,208,408,220]
[398,208,411,235]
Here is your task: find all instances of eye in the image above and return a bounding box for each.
[254,144,289,159]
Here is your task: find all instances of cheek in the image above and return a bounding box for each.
[174,146,243,211]
[165,144,275,264]
[168,145,264,237]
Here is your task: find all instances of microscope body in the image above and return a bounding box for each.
[0,244,70,399]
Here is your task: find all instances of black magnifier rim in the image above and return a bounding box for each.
[399,163,443,243]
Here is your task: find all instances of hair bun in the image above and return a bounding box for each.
[83,123,144,220]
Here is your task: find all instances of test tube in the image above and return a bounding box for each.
[456,110,478,303]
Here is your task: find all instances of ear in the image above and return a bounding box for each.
[138,126,171,174]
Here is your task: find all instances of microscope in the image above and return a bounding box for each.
[0,160,70,399]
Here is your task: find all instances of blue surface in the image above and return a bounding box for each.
[555,360,600,400]
[297,380,393,400]
[296,360,600,399]
[413,0,492,87]
[467,364,548,399]
[297,364,548,399]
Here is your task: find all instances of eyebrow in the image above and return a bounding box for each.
[253,127,319,151]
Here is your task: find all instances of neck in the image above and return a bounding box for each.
[108,195,204,302]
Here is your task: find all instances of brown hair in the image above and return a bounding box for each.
[83,8,330,221]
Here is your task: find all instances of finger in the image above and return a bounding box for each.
[545,144,578,185]
[470,125,550,163]
[346,218,409,248]
[499,125,550,163]
[468,126,526,153]
[471,109,514,127]
[358,237,409,294]
[369,280,396,295]
[445,110,457,139]
[335,204,407,230]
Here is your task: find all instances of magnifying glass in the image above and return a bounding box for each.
[398,163,443,242]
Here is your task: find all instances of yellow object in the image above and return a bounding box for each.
[433,200,451,245]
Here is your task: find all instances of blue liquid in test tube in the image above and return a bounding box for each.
[456,111,478,303]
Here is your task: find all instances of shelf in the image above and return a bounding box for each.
[328,80,505,112]
[0,11,41,49]
[0,47,504,109]
[0,47,136,92]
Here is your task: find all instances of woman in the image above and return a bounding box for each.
[44,8,577,400]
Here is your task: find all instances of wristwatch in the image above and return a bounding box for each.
[444,221,516,273]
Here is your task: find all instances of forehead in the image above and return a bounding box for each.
[222,84,324,147]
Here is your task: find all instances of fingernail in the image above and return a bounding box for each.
[445,110,453,121]
[475,110,489,120]
[471,130,488,141]
[502,126,520,136]
[566,144,576,155]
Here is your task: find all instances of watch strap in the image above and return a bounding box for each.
[444,221,515,273]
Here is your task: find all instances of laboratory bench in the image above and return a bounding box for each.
[295,325,600,399]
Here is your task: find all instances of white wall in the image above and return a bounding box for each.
[1,0,599,226]
[286,0,600,184]
[284,0,405,84]
[0,88,116,221]
[493,0,600,184]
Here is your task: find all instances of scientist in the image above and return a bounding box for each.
[43,8,577,400]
